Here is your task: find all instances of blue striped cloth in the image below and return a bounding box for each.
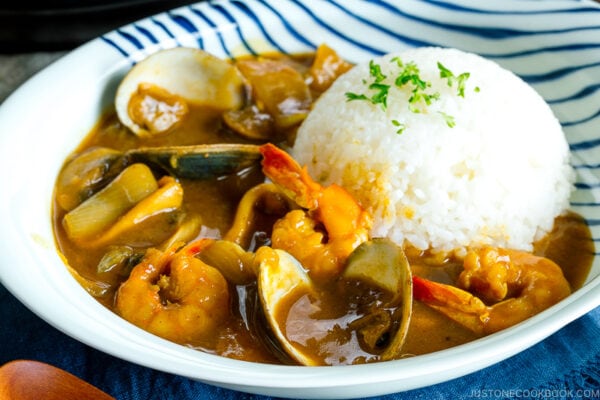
[1,283,599,399]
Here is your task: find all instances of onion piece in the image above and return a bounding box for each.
[85,176,183,248]
[236,58,311,130]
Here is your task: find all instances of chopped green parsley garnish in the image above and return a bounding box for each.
[345,92,369,102]
[392,119,406,134]
[392,57,440,114]
[345,56,477,134]
[438,111,456,128]
[437,62,471,98]
[344,60,391,110]
[369,59,387,83]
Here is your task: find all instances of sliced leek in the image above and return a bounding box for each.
[63,163,158,242]
[86,176,183,248]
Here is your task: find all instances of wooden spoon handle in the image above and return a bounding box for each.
[0,360,114,400]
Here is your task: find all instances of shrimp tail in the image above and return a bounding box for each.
[260,143,372,281]
[259,143,322,209]
[413,276,489,336]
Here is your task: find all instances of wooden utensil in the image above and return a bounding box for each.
[0,360,114,400]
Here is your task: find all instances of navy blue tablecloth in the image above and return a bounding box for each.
[1,283,599,400]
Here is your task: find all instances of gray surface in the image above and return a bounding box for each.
[0,51,67,104]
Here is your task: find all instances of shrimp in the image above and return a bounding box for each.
[412,247,571,335]
[259,143,372,280]
[115,239,230,346]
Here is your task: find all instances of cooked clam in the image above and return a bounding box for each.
[343,238,413,361]
[256,247,318,365]
[115,47,245,137]
[256,238,413,366]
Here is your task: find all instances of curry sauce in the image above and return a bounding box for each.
[53,105,594,363]
[52,47,595,365]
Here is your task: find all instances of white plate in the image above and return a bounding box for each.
[1,0,600,398]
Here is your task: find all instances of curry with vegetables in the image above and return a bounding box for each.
[52,45,594,365]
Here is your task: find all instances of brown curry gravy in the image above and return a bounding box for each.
[53,53,594,365]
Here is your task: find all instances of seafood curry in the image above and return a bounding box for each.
[52,45,594,365]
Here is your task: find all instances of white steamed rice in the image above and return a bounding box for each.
[292,47,573,253]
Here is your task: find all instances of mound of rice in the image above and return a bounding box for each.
[292,47,573,253]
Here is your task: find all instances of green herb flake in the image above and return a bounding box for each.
[392,59,440,114]
[392,119,406,134]
[456,72,470,97]
[345,92,369,102]
[437,62,472,98]
[345,57,472,134]
[437,62,453,79]
[369,59,387,83]
[368,82,391,109]
[345,61,392,111]
[438,111,456,128]
[391,56,403,68]
[395,61,427,90]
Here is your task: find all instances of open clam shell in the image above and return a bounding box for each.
[256,239,413,365]
[256,248,319,366]
[115,47,245,137]
[343,238,413,361]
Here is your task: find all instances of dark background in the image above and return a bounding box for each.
[0,0,198,52]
